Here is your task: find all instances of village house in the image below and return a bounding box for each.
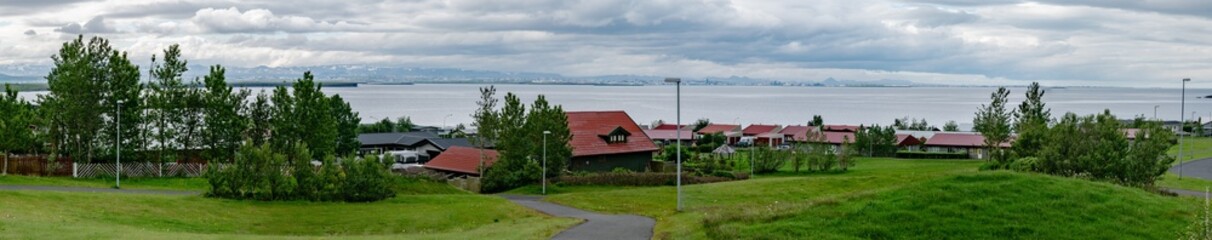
[743,124,784,146]
[922,132,1010,159]
[643,129,696,145]
[696,124,742,145]
[357,131,480,162]
[423,146,498,177]
[566,111,661,172]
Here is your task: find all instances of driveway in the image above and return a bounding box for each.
[0,185,200,196]
[1170,158,1212,181]
[501,194,655,240]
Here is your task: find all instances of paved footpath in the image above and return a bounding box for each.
[501,194,655,240]
[1171,158,1212,181]
[0,185,200,196]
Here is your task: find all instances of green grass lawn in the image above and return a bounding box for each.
[0,175,576,239]
[0,175,209,191]
[543,158,1199,239]
[1172,137,1212,164]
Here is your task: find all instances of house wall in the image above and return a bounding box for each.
[569,151,653,172]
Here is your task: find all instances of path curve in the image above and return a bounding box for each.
[0,185,200,196]
[1170,158,1212,181]
[502,194,655,240]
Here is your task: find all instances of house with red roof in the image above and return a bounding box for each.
[651,123,689,130]
[923,132,1011,159]
[643,129,695,144]
[822,125,862,132]
[567,111,661,172]
[697,124,741,135]
[742,124,784,146]
[423,146,498,177]
[781,125,812,143]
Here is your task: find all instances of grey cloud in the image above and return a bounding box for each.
[0,0,89,15]
[900,7,980,27]
[54,16,114,34]
[23,29,34,35]
[908,0,1212,19]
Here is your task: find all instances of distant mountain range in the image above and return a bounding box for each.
[0,64,921,87]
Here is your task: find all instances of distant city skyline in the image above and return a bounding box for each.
[0,0,1209,87]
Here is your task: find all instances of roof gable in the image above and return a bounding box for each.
[742,124,780,135]
[567,111,660,157]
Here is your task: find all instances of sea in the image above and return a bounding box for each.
[18,84,1212,130]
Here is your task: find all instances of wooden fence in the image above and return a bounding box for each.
[3,155,73,176]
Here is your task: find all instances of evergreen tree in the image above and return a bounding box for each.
[147,44,189,163]
[471,86,499,174]
[811,115,823,126]
[271,72,339,157]
[943,121,959,132]
[974,87,1013,165]
[245,91,273,146]
[394,116,414,132]
[1012,82,1051,159]
[693,118,710,132]
[1,84,39,164]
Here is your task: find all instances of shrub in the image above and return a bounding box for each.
[1009,157,1039,172]
[895,151,970,159]
[611,167,633,173]
[205,142,395,202]
[752,147,788,174]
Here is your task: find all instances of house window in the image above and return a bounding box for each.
[608,134,627,143]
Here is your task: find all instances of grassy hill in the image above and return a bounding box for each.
[710,172,1195,239]
[543,158,1199,239]
[0,177,577,239]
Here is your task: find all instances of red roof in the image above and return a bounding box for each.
[1123,128,1140,140]
[820,131,856,144]
[423,146,498,175]
[698,124,740,134]
[823,125,861,132]
[643,129,695,141]
[895,134,924,146]
[567,111,660,157]
[743,124,780,135]
[925,133,1011,148]
[781,125,812,142]
[652,124,686,130]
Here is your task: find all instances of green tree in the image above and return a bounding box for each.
[244,91,273,146]
[359,118,395,133]
[943,121,959,132]
[811,115,823,126]
[1036,111,1173,187]
[974,87,1013,165]
[693,118,710,132]
[330,95,361,155]
[41,35,141,163]
[270,72,341,157]
[1012,82,1051,159]
[471,86,499,175]
[201,65,250,162]
[395,116,414,132]
[524,95,572,180]
[146,44,189,164]
[1,84,40,166]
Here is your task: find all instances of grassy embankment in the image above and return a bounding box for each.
[0,177,577,239]
[1160,137,1212,191]
[539,158,1198,239]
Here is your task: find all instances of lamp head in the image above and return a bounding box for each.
[1184,78,1192,82]
[543,131,551,134]
[664,77,681,83]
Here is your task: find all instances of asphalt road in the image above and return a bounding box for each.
[1171,158,1212,181]
[0,185,200,195]
[501,194,655,240]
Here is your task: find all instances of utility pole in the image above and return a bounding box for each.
[665,77,683,211]
[1181,78,1191,179]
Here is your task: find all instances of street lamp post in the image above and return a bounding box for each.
[116,100,124,189]
[1154,105,1159,120]
[542,130,550,195]
[665,77,683,211]
[1181,78,1191,179]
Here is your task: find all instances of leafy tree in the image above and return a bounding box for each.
[1,84,40,164]
[358,118,396,133]
[524,95,572,180]
[693,118,710,132]
[811,115,823,126]
[146,44,189,164]
[270,72,341,157]
[395,116,414,132]
[853,124,897,157]
[330,95,361,155]
[201,65,250,163]
[838,136,857,171]
[974,87,1013,165]
[1035,112,1174,187]
[943,121,960,132]
[41,35,141,163]
[1012,82,1051,159]
[244,91,273,146]
[471,86,499,174]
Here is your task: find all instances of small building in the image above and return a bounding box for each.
[697,124,741,135]
[423,146,498,177]
[643,129,696,145]
[651,123,689,130]
[358,131,444,160]
[922,132,1010,159]
[742,124,783,146]
[567,111,661,172]
[780,125,813,143]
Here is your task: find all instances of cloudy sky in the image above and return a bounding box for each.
[0,0,1210,87]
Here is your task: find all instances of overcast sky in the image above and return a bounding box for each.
[0,0,1210,87]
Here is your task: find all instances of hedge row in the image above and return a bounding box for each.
[557,172,746,186]
[895,151,971,159]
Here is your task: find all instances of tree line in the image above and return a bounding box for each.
[0,35,360,165]
[974,82,1174,187]
[471,86,574,193]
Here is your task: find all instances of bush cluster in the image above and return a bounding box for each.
[895,151,970,159]
[205,143,396,202]
[557,172,745,186]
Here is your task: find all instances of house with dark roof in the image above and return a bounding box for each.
[424,146,498,177]
[567,111,661,172]
[357,131,483,162]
